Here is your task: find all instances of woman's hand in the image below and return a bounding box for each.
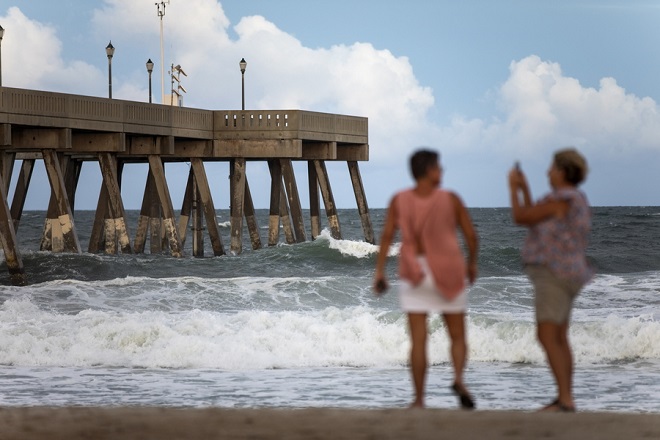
[508,167,528,191]
[373,275,389,296]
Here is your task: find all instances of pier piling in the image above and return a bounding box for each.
[0,87,374,284]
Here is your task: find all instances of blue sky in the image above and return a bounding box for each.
[2,0,660,209]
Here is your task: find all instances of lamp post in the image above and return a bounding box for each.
[146,58,154,103]
[106,41,115,99]
[0,25,5,87]
[239,58,247,110]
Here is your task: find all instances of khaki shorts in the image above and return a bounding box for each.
[525,265,582,324]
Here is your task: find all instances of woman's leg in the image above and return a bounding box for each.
[407,313,428,408]
[443,313,468,386]
[537,321,575,410]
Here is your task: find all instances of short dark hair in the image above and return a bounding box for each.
[410,149,439,180]
[553,148,588,185]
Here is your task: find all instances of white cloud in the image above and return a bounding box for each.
[4,2,660,208]
[440,55,660,159]
[0,7,103,94]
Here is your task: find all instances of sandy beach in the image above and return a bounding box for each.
[0,407,658,440]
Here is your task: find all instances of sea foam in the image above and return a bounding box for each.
[0,295,657,370]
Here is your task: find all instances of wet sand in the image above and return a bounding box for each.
[0,407,658,440]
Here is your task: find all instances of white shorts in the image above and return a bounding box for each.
[398,256,468,314]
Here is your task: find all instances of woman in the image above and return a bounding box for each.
[374,149,478,409]
[508,148,593,412]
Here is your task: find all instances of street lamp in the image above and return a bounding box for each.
[0,25,5,87]
[146,58,154,103]
[106,41,115,99]
[239,58,247,110]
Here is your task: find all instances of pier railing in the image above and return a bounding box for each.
[0,88,367,146]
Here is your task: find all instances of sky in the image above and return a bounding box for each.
[1,0,660,210]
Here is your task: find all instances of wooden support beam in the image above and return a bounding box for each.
[63,158,82,213]
[313,160,341,240]
[347,161,375,244]
[280,186,296,245]
[0,163,27,286]
[98,153,132,254]
[0,124,11,146]
[190,158,225,256]
[42,150,81,253]
[133,170,156,254]
[229,158,246,254]
[191,180,204,257]
[280,159,306,243]
[13,128,72,149]
[0,152,15,193]
[178,167,194,248]
[88,183,108,253]
[72,132,126,153]
[301,141,337,160]
[267,160,282,246]
[243,176,262,250]
[129,136,174,155]
[148,171,163,255]
[308,161,322,240]
[148,155,182,257]
[215,139,302,158]
[10,159,35,231]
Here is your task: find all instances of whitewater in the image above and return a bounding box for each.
[0,208,658,412]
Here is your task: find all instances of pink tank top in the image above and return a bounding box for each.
[395,189,466,299]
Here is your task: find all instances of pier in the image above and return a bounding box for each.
[0,87,374,286]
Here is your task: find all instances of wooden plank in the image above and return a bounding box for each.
[313,160,341,240]
[0,161,27,286]
[308,161,322,240]
[42,150,81,253]
[267,160,282,246]
[229,158,246,254]
[280,159,306,243]
[148,155,182,257]
[347,161,375,244]
[243,176,262,250]
[190,158,225,256]
[9,159,35,231]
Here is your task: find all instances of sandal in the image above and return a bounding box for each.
[540,399,576,412]
[451,383,475,410]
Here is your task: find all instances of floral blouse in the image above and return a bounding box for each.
[522,188,594,285]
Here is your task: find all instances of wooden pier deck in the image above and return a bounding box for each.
[0,86,374,285]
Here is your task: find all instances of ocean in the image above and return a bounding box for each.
[0,207,658,412]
